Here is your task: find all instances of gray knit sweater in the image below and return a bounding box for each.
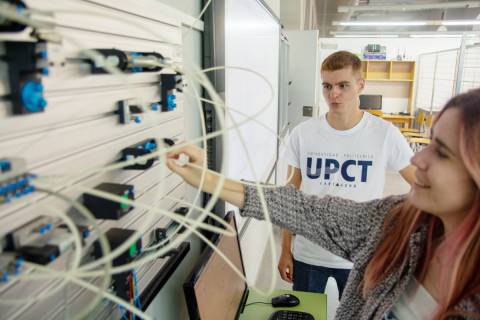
[241,185,480,320]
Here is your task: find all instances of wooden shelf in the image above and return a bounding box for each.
[364,78,413,82]
[361,60,416,114]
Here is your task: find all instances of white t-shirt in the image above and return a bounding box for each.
[387,278,439,320]
[284,112,413,268]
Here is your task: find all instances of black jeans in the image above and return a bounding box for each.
[292,259,351,299]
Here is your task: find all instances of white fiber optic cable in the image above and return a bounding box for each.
[0,0,286,311]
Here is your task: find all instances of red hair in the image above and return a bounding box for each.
[363,88,480,319]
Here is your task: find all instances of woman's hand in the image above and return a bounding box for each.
[166,143,207,189]
[166,143,246,208]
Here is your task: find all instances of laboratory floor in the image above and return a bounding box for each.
[255,171,411,320]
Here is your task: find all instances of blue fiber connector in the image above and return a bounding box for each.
[0,160,11,173]
[167,94,176,111]
[21,81,47,113]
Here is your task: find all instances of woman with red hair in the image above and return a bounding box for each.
[167,88,480,319]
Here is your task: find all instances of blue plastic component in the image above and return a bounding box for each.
[130,67,143,73]
[1,272,8,283]
[167,94,176,111]
[21,81,47,113]
[129,53,143,73]
[82,229,90,239]
[49,255,56,262]
[150,103,159,111]
[39,50,48,59]
[16,3,26,12]
[0,160,11,173]
[17,178,27,188]
[133,116,142,124]
[41,68,49,76]
[8,183,16,192]
[39,224,52,235]
[144,141,156,151]
[14,257,24,275]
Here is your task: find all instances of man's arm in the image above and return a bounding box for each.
[278,166,302,283]
[399,164,416,186]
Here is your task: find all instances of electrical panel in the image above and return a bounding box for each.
[0,1,195,319]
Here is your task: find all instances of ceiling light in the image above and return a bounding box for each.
[338,2,480,13]
[409,34,462,38]
[334,20,480,27]
[334,34,399,38]
[337,21,427,26]
[442,20,480,26]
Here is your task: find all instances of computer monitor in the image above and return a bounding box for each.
[184,212,248,320]
[359,94,382,110]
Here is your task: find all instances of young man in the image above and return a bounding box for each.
[278,51,415,299]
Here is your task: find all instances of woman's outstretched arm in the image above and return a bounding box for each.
[167,143,406,262]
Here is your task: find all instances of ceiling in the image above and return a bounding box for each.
[280,0,480,37]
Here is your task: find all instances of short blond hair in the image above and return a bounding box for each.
[321,51,361,75]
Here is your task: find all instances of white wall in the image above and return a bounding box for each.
[286,30,320,129]
[280,0,302,30]
[263,0,280,17]
[317,38,462,114]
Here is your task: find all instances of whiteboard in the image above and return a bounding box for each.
[460,45,480,93]
[224,0,280,228]
[416,49,458,112]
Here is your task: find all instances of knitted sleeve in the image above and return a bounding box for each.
[241,184,405,262]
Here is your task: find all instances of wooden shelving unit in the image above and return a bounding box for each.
[361,60,416,114]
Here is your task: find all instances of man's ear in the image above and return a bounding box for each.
[357,78,365,92]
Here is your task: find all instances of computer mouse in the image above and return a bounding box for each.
[271,293,300,307]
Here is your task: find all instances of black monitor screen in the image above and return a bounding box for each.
[360,94,382,110]
[183,212,248,320]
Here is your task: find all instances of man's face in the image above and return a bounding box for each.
[321,66,365,115]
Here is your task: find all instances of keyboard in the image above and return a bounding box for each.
[268,310,315,320]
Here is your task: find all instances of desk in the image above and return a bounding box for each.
[239,289,327,320]
[380,114,414,128]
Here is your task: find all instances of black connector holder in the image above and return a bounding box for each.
[121,139,158,170]
[92,228,142,265]
[17,244,59,265]
[116,100,143,124]
[160,73,182,112]
[83,183,134,220]
[92,228,142,300]
[4,41,48,114]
